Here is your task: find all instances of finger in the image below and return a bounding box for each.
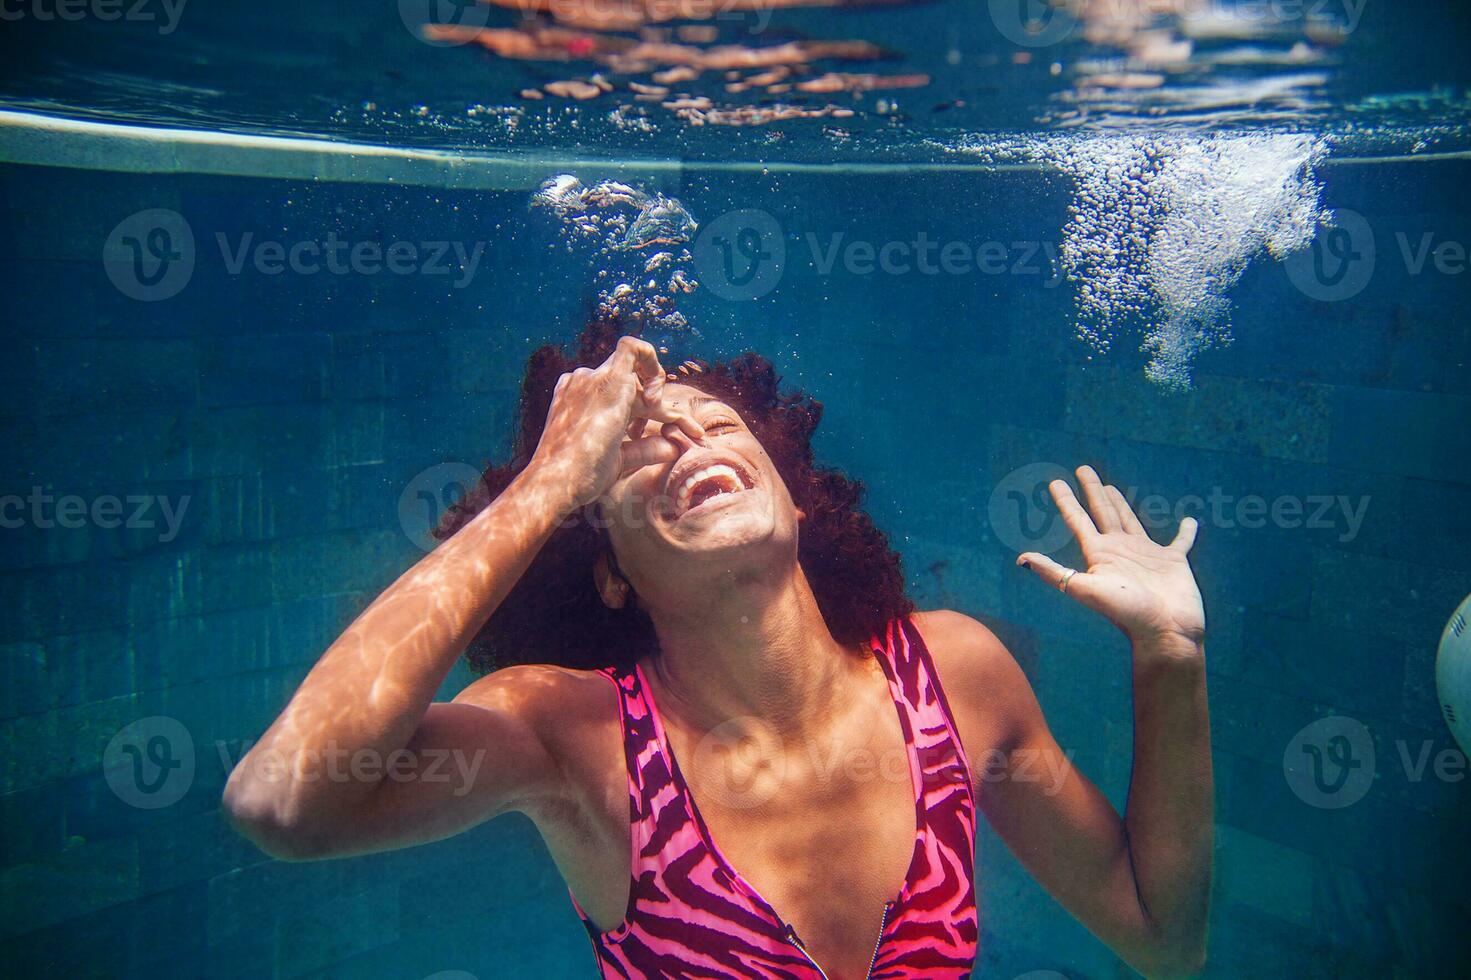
[1076,465,1122,533]
[607,334,666,388]
[1048,479,1099,544]
[1016,551,1084,591]
[1105,484,1147,536]
[1169,516,1199,554]
[620,433,681,475]
[641,398,705,443]
[602,337,703,442]
[641,371,665,406]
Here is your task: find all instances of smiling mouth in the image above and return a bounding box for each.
[673,462,755,518]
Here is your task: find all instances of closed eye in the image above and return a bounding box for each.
[701,416,740,433]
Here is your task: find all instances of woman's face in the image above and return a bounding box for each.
[598,383,800,598]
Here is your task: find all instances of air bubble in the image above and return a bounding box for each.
[1033,133,1327,388]
[531,175,706,340]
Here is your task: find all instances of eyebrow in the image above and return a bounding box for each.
[686,396,727,412]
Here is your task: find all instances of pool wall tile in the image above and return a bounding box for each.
[2,160,1468,979]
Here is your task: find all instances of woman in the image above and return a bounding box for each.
[224,324,1212,979]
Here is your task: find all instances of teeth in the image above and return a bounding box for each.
[675,463,745,513]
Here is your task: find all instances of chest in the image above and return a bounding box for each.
[547,652,982,977]
[669,706,921,977]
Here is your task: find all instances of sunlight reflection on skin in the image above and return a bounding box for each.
[223,334,1211,977]
[222,337,860,863]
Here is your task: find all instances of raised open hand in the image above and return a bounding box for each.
[1016,465,1204,650]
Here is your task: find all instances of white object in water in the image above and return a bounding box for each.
[1437,593,1471,755]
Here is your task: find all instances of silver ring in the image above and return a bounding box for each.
[1058,568,1078,594]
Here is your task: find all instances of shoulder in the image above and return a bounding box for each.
[911,609,1007,660]
[453,663,621,760]
[454,662,614,712]
[910,609,1040,752]
[451,664,625,819]
[455,662,617,726]
[910,609,1017,686]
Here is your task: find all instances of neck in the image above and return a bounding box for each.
[643,562,859,734]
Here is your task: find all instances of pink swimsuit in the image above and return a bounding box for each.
[571,617,979,978]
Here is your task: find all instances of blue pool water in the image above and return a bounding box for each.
[1,1,1469,977]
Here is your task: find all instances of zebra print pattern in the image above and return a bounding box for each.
[571,617,977,978]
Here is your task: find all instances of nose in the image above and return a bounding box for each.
[661,423,702,455]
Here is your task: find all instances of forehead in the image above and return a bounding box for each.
[664,383,737,415]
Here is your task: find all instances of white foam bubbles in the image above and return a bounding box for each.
[531,174,701,337]
[1036,132,1329,387]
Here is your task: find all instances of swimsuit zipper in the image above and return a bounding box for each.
[784,900,893,980]
[864,901,893,979]
[783,925,832,980]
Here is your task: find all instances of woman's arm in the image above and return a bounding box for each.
[222,465,574,858]
[222,336,701,859]
[926,466,1212,978]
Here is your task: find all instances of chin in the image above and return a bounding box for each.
[665,492,791,561]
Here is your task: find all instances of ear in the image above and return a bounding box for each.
[593,551,631,610]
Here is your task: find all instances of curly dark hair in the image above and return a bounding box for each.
[434,320,913,674]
